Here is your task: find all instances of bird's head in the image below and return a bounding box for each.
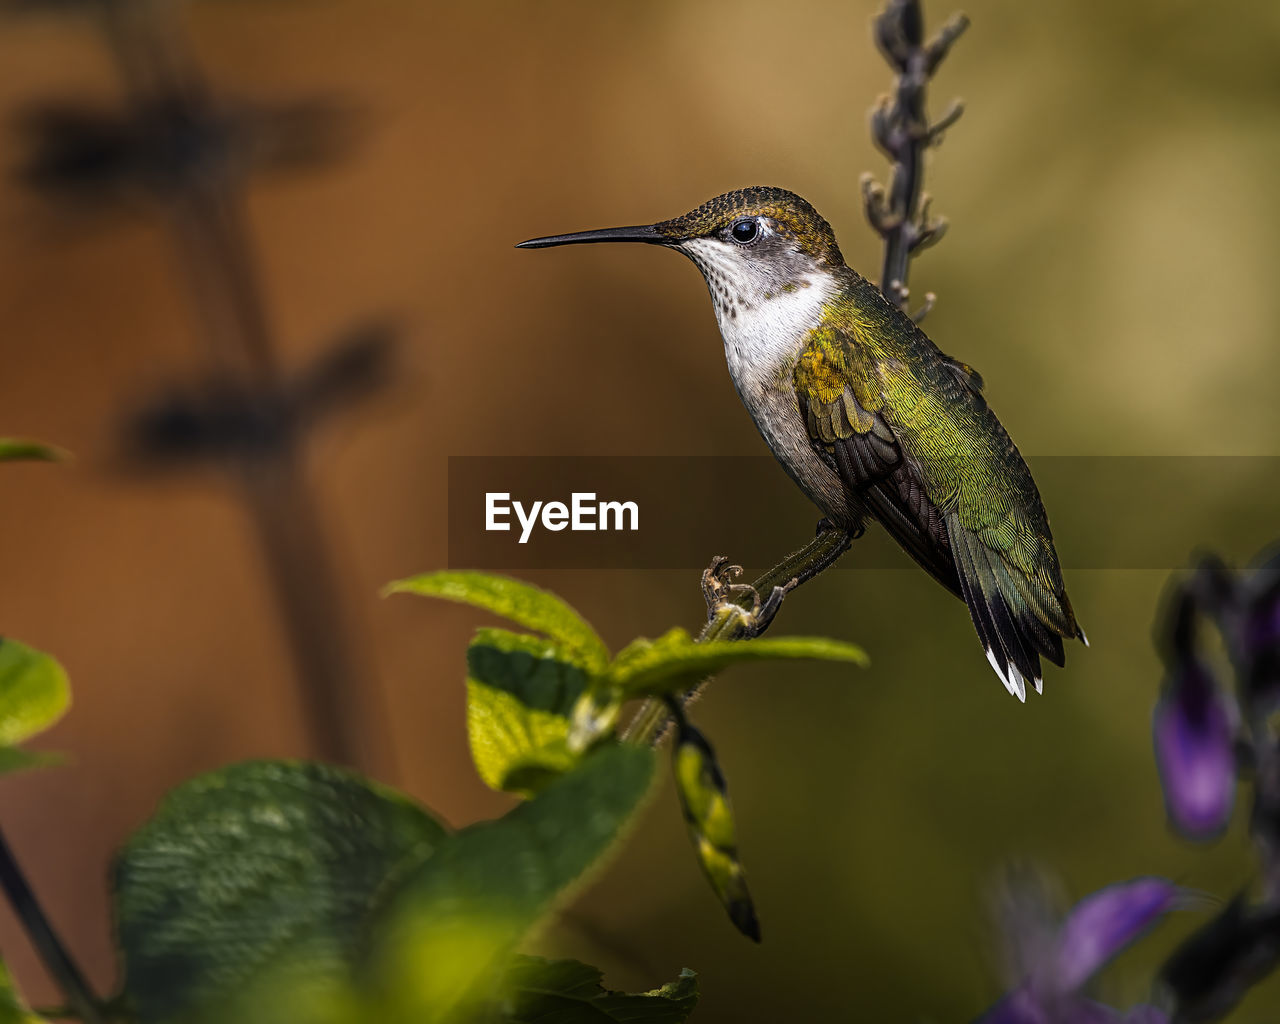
[518,187,846,320]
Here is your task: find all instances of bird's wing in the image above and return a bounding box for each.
[794,324,1082,700]
[793,325,962,598]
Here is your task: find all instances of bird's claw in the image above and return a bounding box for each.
[748,584,788,637]
[702,556,744,617]
[701,555,789,638]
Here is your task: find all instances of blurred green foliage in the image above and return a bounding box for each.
[0,639,68,777]
[112,747,664,1024]
[0,632,68,1024]
[0,570,866,1022]
[113,759,451,1024]
[0,441,61,464]
[0,962,44,1024]
[69,571,865,1021]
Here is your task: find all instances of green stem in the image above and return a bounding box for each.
[622,526,851,745]
[0,826,105,1024]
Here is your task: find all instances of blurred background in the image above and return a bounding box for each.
[1,0,1279,1019]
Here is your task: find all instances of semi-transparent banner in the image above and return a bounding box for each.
[447,456,1280,571]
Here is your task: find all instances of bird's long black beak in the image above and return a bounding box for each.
[515,224,668,249]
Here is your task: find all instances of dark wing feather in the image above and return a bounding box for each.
[828,434,962,598]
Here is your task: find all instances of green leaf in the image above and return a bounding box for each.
[0,639,70,747]
[385,572,609,673]
[0,960,48,1023]
[467,628,590,795]
[384,570,609,675]
[368,743,657,1024]
[503,956,698,1023]
[0,439,64,463]
[114,759,449,1024]
[469,629,590,716]
[0,747,65,777]
[607,628,868,697]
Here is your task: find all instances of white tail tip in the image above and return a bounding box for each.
[986,648,1027,703]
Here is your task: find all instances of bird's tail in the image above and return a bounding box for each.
[946,516,1085,701]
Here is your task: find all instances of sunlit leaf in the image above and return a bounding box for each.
[385,572,608,673]
[608,627,867,696]
[368,743,657,1024]
[566,688,623,755]
[503,955,698,1023]
[467,628,589,795]
[0,639,70,747]
[114,760,449,1024]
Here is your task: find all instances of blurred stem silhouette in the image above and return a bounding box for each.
[624,0,967,746]
[863,0,967,319]
[88,0,380,768]
[0,827,105,1024]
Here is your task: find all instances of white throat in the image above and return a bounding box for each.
[681,237,835,387]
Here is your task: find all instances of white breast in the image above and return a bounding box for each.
[681,238,849,521]
[718,277,835,392]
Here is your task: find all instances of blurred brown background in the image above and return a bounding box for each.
[1,0,1279,1019]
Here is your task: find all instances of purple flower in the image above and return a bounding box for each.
[979,877,1181,1024]
[1238,549,1280,710]
[1120,1009,1170,1024]
[1244,584,1280,653]
[1152,659,1237,839]
[982,990,1168,1024]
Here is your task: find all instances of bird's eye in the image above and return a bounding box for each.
[730,218,759,244]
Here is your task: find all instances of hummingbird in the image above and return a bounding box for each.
[517,186,1085,700]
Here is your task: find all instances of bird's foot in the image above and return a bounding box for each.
[747,583,788,637]
[701,555,789,638]
[816,516,864,541]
